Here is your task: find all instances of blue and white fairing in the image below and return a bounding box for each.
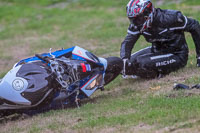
[0,65,30,106]
[0,61,54,108]
[15,46,105,67]
[71,47,107,97]
[21,46,108,96]
[8,46,107,102]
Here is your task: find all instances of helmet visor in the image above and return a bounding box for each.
[128,15,147,26]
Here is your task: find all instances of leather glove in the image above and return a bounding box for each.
[197,57,200,67]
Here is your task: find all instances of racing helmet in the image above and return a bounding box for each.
[126,0,154,32]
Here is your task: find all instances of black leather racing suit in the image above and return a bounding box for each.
[120,8,200,78]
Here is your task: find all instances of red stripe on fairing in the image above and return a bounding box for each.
[80,75,98,90]
[81,63,86,72]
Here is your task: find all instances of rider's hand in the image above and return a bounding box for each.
[197,57,200,67]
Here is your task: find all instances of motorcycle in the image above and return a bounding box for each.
[0,46,122,116]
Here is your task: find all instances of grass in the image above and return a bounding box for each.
[1,0,200,132]
[77,94,197,127]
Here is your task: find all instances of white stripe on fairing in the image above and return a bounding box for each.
[131,46,152,56]
[150,54,173,60]
[127,30,140,35]
[170,16,188,30]
[143,32,152,36]
[159,29,168,34]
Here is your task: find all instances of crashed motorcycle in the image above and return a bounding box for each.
[0,46,122,115]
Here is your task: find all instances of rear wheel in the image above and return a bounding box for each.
[104,57,123,85]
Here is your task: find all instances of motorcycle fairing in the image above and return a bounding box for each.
[80,74,99,97]
[72,46,100,64]
[17,62,54,105]
[0,65,30,105]
[14,46,105,99]
[15,47,75,67]
[15,45,107,98]
[79,58,107,97]
[0,46,109,109]
[15,46,103,67]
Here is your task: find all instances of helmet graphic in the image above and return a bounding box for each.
[126,0,154,32]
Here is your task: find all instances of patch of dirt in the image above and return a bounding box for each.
[0,24,5,32]
[167,89,200,99]
[0,33,60,73]
[47,2,69,9]
[98,127,117,133]
[0,2,12,6]
[10,44,30,61]
[106,7,118,13]
[18,18,29,24]
[130,124,155,133]
[75,124,154,133]
[182,5,200,11]
[47,0,79,9]
[0,41,31,73]
[156,0,164,6]
[92,124,155,133]
[156,119,200,133]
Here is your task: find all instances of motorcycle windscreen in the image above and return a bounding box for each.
[17,62,54,105]
[72,46,100,64]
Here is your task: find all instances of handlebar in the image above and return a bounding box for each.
[35,54,51,63]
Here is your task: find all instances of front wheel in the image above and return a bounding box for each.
[104,57,123,85]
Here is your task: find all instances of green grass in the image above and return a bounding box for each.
[73,93,200,128]
[1,0,200,132]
